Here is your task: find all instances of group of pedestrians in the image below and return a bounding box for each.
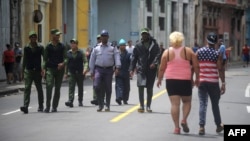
[2,42,23,84]
[20,29,88,114]
[17,28,226,136]
[157,31,225,135]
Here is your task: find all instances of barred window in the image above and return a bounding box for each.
[159,0,165,13]
[147,16,152,30]
[159,17,164,30]
[146,0,152,12]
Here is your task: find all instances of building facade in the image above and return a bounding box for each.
[0,0,89,80]
[89,0,196,48]
[195,0,247,61]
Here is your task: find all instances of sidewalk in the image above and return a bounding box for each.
[0,73,92,97]
[0,61,245,97]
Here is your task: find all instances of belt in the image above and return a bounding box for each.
[95,65,113,69]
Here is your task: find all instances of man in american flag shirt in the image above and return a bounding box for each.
[196,32,226,135]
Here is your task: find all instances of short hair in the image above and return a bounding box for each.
[169,31,184,47]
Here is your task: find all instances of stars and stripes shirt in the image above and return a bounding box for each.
[197,47,219,83]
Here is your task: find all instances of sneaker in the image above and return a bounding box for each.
[181,120,190,133]
[216,125,224,133]
[199,127,205,135]
[20,106,28,114]
[65,101,73,108]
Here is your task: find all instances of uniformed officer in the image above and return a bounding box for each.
[65,38,88,107]
[20,31,44,114]
[42,29,67,113]
[115,39,131,105]
[89,29,121,112]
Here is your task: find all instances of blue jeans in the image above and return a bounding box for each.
[198,82,222,127]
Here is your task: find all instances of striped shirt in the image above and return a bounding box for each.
[197,46,219,83]
[89,43,121,74]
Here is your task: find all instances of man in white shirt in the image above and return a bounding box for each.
[126,40,134,54]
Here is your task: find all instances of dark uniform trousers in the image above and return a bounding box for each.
[45,68,64,109]
[115,75,130,102]
[23,69,44,108]
[94,66,113,108]
[68,73,84,103]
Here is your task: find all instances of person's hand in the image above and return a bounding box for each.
[115,68,119,76]
[90,73,95,81]
[130,71,134,78]
[150,64,156,69]
[194,78,199,87]
[156,79,162,88]
[41,69,45,78]
[220,84,226,95]
[57,63,65,70]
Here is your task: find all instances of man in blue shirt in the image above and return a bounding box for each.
[89,29,121,112]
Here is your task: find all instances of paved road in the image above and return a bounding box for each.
[0,67,249,141]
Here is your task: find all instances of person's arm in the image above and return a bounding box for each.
[129,46,138,77]
[150,41,161,69]
[156,49,168,88]
[217,53,226,94]
[82,50,88,75]
[22,47,27,72]
[190,50,200,87]
[89,47,96,78]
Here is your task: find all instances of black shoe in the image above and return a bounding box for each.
[91,100,98,105]
[116,99,122,105]
[37,107,43,112]
[51,108,57,112]
[123,101,128,105]
[78,102,83,107]
[97,105,104,112]
[44,108,50,113]
[65,101,73,108]
[20,106,28,114]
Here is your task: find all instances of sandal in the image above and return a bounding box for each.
[181,120,190,133]
[174,128,181,134]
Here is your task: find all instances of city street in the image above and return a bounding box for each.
[0,66,249,141]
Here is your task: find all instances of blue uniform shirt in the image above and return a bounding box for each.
[89,43,121,74]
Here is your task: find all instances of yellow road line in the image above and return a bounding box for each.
[110,89,166,123]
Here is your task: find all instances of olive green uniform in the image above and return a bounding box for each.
[65,49,88,104]
[43,42,67,111]
[22,43,44,110]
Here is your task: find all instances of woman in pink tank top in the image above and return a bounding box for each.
[157,31,199,134]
